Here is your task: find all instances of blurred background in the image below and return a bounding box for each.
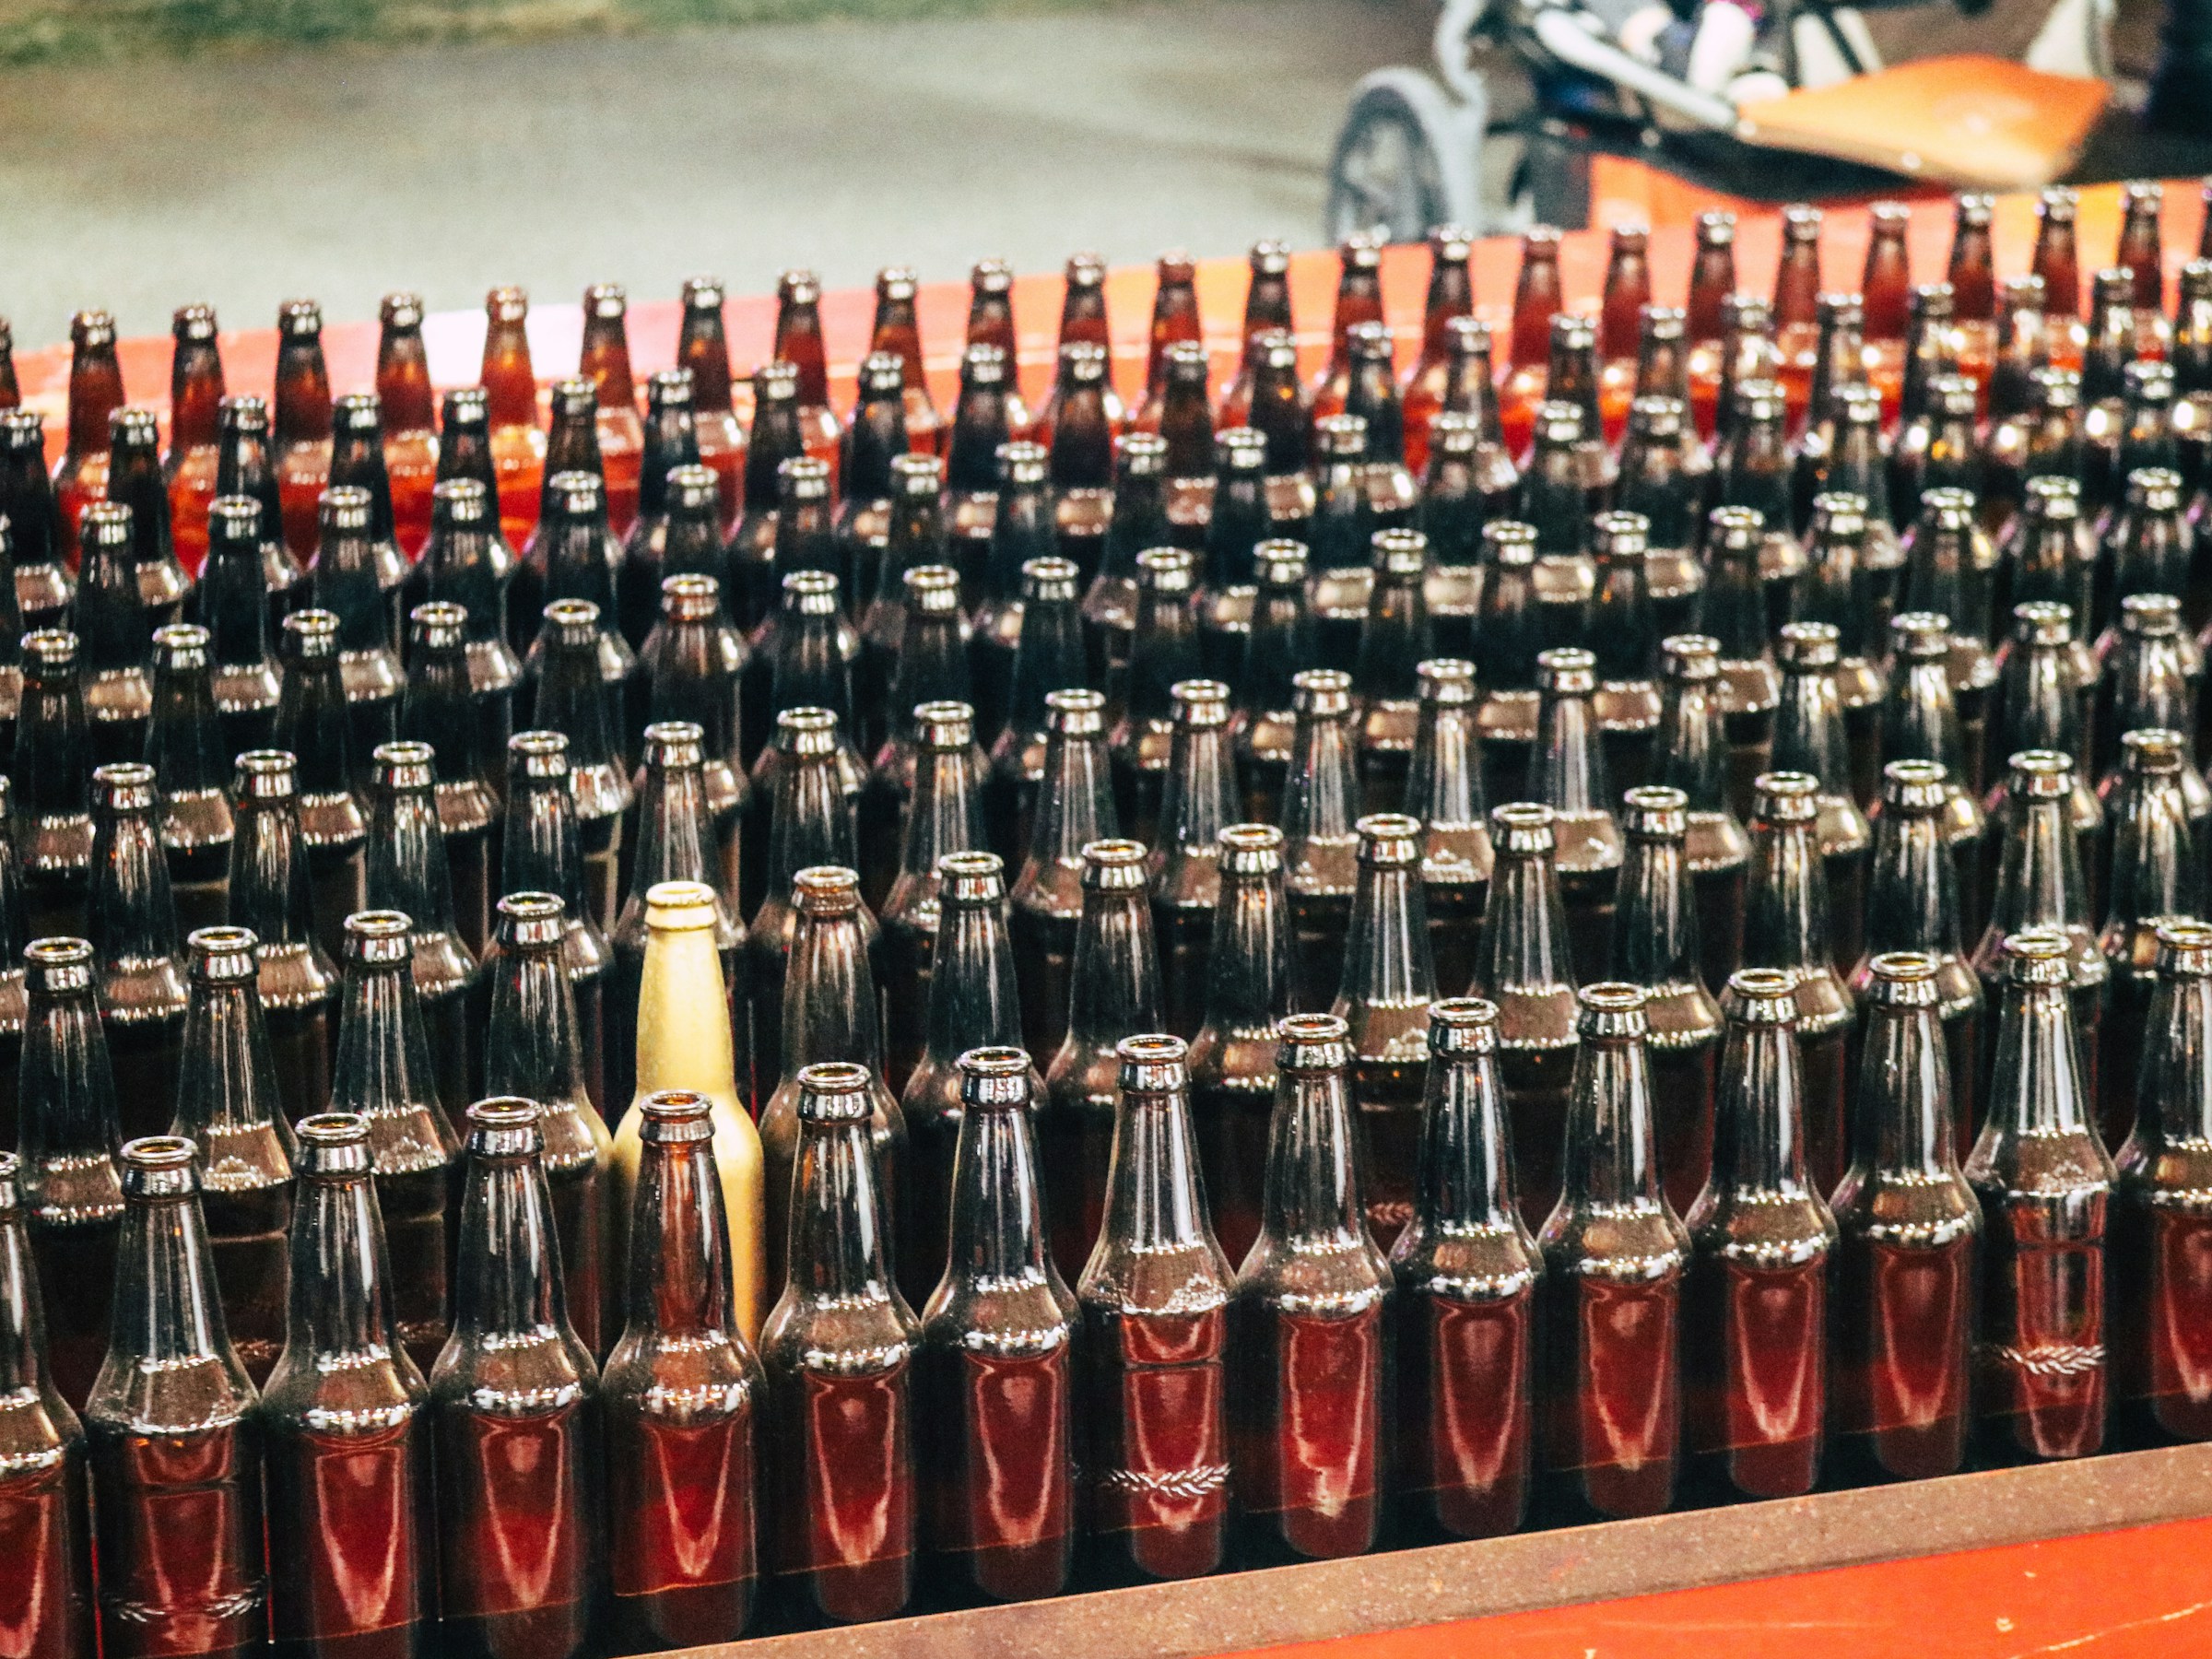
[0,0,2176,348]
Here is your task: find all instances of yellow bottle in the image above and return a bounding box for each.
[611,879,768,1338]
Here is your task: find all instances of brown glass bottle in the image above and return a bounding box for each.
[481,893,615,1358]
[758,866,905,1304]
[771,271,843,488]
[260,1112,432,1659]
[1473,804,1581,1228]
[1610,786,1723,1218]
[1772,622,1874,973]
[74,501,156,772]
[419,480,522,796]
[326,400,410,654]
[1012,690,1117,1065]
[1229,543,1310,824]
[0,783,26,1150]
[85,1136,266,1659]
[1861,200,1915,352]
[1332,814,1438,1247]
[858,566,971,904]
[168,925,295,1384]
[879,702,987,1091]
[1796,492,1886,807]
[3,411,75,631]
[53,312,123,568]
[526,600,632,935]
[1830,950,1980,1481]
[1789,294,1865,524]
[106,408,194,642]
[1886,611,1990,943]
[1700,507,1783,823]
[1655,635,1751,994]
[430,1099,600,1659]
[1354,528,1434,810]
[1387,998,1539,1540]
[1740,772,1855,1197]
[678,278,746,527]
[270,301,335,563]
[1224,239,1294,429]
[1232,1012,1391,1563]
[477,289,547,548]
[227,751,339,1125]
[1081,431,1163,704]
[87,762,189,1145]
[2112,919,2212,1444]
[1150,680,1238,1039]
[11,632,92,943]
[501,733,614,1114]
[916,1048,1077,1606]
[639,575,747,911]
[1109,547,1200,848]
[2095,728,2199,1150]
[374,295,439,559]
[524,471,641,772]
[1075,1034,1233,1582]
[1194,429,1268,680]
[277,610,369,961]
[857,456,952,767]
[1530,647,1623,977]
[1586,512,1663,794]
[1500,228,1564,452]
[1537,982,1688,1520]
[17,938,123,1411]
[1310,417,1377,668]
[1683,969,1836,1500]
[839,354,910,624]
[971,441,1050,750]
[1989,601,2102,925]
[166,306,226,578]
[1041,840,1159,1282]
[1406,658,1491,996]
[215,396,307,635]
[328,912,461,1374]
[0,1148,94,1659]
[1967,928,2113,1464]
[399,603,500,959]
[365,743,478,1121]
[194,495,284,764]
[727,364,805,638]
[1404,226,1478,477]
[603,1089,761,1649]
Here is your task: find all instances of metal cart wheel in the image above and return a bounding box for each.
[1326,80,1458,243]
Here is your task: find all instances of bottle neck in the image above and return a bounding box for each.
[944,1103,1053,1286]
[629,768,715,901]
[175,982,283,1135]
[1865,811,1967,958]
[285,1170,400,1362]
[1028,732,1114,871]
[453,1152,571,1340]
[1340,863,1436,1007]
[1200,869,1293,1034]
[1772,669,1852,793]
[1417,1053,1521,1230]
[921,898,1024,1064]
[764,753,857,894]
[501,780,590,917]
[1478,851,1572,994]
[1746,821,1830,973]
[1067,891,1161,1044]
[1712,1018,1812,1193]
[1532,688,1608,816]
[20,991,116,1160]
[2107,773,2201,929]
[91,811,181,965]
[199,540,271,671]
[897,747,986,885]
[1259,1070,1368,1244]
[1161,725,1237,863]
[1990,797,2092,934]
[781,913,883,1077]
[1099,1085,1213,1251]
[1616,837,1701,990]
[624,1135,734,1340]
[636,924,738,1104]
[2138,972,2212,1147]
[1406,700,1485,830]
[485,945,589,1107]
[1887,661,1965,771]
[329,959,443,1124]
[786,1115,894,1300]
[1561,1035,1665,1206]
[1659,683,1732,812]
[1857,1001,1963,1174]
[0,1206,53,1398]
[1004,601,1085,739]
[369,791,459,933]
[1988,981,2096,1136]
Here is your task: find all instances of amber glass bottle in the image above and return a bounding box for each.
[1013,690,1118,1065]
[228,749,340,1125]
[365,741,478,1119]
[87,762,189,1145]
[1152,679,1238,1039]
[1406,658,1491,995]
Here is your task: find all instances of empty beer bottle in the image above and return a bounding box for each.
[760,1062,915,1625]
[1587,512,1662,794]
[1334,814,1437,1246]
[328,394,410,653]
[577,285,643,537]
[1986,280,2057,518]
[1224,240,1294,427]
[1253,330,1322,535]
[500,733,612,1115]
[2096,728,2200,1149]
[1422,416,1488,661]
[880,702,987,1090]
[726,365,803,638]
[479,288,547,547]
[1041,840,1159,1281]
[988,556,1086,864]
[1968,927,2113,1464]
[328,911,461,1373]
[1860,201,1914,361]
[1081,431,1162,700]
[1310,417,1376,668]
[365,743,477,1120]
[1277,671,1360,1013]
[917,1049,1077,1606]
[1404,226,1477,474]
[74,502,155,771]
[3,412,73,630]
[1740,772,1854,1196]
[524,473,639,767]
[1312,234,1387,420]
[166,306,226,576]
[1233,1012,1390,1563]
[773,271,843,485]
[640,576,747,911]
[859,566,971,902]
[1012,690,1116,1065]
[839,354,909,621]
[1973,749,2107,1102]
[1473,804,1581,1227]
[419,481,521,805]
[858,456,950,759]
[169,925,294,1385]
[1853,759,1984,1152]
[1711,391,1803,638]
[944,347,1015,613]
[1469,517,1540,799]
[228,750,339,1126]
[1624,399,1707,587]
[277,610,369,960]
[618,880,765,1346]
[1501,228,1564,448]
[899,852,1032,1304]
[312,488,401,781]
[1544,317,1611,494]
[1797,493,1886,807]
[195,496,283,763]
[2096,596,2198,811]
[1388,998,1539,1541]
[678,278,746,527]
[217,395,307,632]
[145,624,233,935]
[1700,507,1782,823]
[87,763,188,1146]
[2112,919,2212,1443]
[1530,647,1622,977]
[375,295,439,559]
[1230,541,1312,826]
[1538,982,1689,1520]
[0,1148,93,1659]
[17,938,123,1410]
[1076,1033,1233,1582]
[1655,635,1750,994]
[53,312,123,566]
[1406,658,1491,995]
[107,408,193,635]
[753,566,861,798]
[482,892,614,1358]
[431,1099,600,1659]
[399,603,499,959]
[1898,488,1999,764]
[1611,786,1723,1218]
[1887,612,1989,941]
[529,601,631,935]
[1195,429,1267,680]
[1355,528,1434,811]
[0,783,25,1149]
[1789,296,1864,522]
[261,1112,432,1659]
[743,710,860,1094]
[1773,622,1873,973]
[271,301,335,562]
[1830,949,1979,1481]
[603,1088,761,1651]
[962,259,1028,429]
[1988,602,2102,924]
[1110,547,1200,848]
[85,1136,266,1659]
[971,441,1049,748]
[532,387,607,638]
[1684,969,1836,1500]
[1185,824,1293,1269]
[1996,482,2092,699]
[868,266,939,455]
[759,866,903,1301]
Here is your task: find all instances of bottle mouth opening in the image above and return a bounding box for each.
[1218,823,1283,851]
[1579,982,1648,1013]
[1117,1033,1188,1065]
[347,909,414,940]
[24,936,94,967]
[1277,1012,1348,1042]
[297,1112,371,1147]
[2156,917,2212,959]
[937,850,1003,879]
[1082,839,1148,867]
[499,890,567,922]
[1869,949,1940,982]
[1430,996,1500,1037]
[122,1135,197,1171]
[643,879,718,921]
[641,1089,713,1124]
[1725,967,1801,1010]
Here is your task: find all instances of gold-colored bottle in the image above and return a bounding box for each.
[612,878,768,1337]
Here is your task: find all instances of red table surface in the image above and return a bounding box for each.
[8,177,2200,460]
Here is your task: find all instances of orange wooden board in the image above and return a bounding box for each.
[1244,1514,2212,1659]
